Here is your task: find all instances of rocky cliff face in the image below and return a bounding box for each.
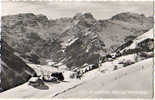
[1,39,36,92]
[2,13,63,63]
[2,12,153,68]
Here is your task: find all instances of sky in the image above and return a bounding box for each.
[2,1,153,20]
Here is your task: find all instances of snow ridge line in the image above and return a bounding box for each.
[52,82,85,97]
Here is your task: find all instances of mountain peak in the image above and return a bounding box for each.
[73,12,95,20]
[17,13,36,17]
[2,13,49,28]
[111,12,149,22]
[72,12,96,27]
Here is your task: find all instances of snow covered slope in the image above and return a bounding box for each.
[121,28,153,51]
[0,58,153,98]
[55,58,153,98]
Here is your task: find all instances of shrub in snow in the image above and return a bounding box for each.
[113,65,118,70]
[70,73,75,79]
[122,60,135,67]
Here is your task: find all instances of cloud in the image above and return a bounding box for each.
[2,1,153,19]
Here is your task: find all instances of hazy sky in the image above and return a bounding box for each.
[2,1,153,20]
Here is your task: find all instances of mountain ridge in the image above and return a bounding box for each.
[2,12,153,68]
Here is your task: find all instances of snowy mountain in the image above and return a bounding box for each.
[115,28,153,56]
[122,28,153,50]
[2,12,153,68]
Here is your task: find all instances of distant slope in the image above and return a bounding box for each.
[123,28,153,50]
[98,12,153,49]
[115,28,153,55]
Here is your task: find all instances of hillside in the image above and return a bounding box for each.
[0,58,153,98]
[113,28,153,58]
[1,39,37,92]
[121,28,153,51]
[2,12,153,68]
[55,58,153,98]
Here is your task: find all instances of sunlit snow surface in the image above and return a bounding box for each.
[0,58,153,98]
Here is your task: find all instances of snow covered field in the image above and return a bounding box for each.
[0,58,153,98]
[56,58,153,98]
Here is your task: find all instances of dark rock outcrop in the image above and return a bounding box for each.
[137,38,153,51]
[1,39,36,92]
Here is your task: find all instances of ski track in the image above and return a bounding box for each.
[52,82,84,97]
